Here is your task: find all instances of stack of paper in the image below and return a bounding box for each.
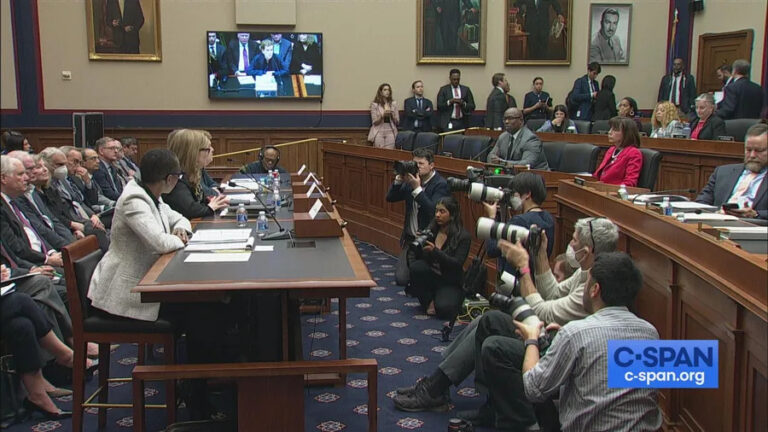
[186,229,254,251]
[718,226,768,241]
[677,213,738,222]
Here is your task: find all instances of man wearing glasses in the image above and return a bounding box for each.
[92,137,125,201]
[486,107,549,170]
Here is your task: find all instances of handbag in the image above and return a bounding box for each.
[462,241,487,297]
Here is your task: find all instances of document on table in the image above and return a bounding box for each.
[184,253,251,263]
[189,229,252,243]
[670,202,718,211]
[237,75,255,86]
[185,237,255,251]
[677,213,738,222]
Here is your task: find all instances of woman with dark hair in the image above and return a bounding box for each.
[617,97,644,130]
[289,34,321,75]
[407,196,471,319]
[593,116,643,186]
[368,83,400,149]
[537,104,577,133]
[592,75,618,120]
[2,131,31,153]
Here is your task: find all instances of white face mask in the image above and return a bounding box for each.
[53,166,68,180]
[510,195,523,211]
[565,244,585,268]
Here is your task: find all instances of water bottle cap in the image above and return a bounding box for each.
[259,211,265,214]
[238,203,245,207]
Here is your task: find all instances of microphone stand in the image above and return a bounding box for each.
[227,181,292,241]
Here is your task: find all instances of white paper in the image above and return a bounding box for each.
[678,213,738,222]
[254,74,277,91]
[219,208,229,217]
[308,199,323,220]
[225,193,255,201]
[297,164,307,176]
[1,283,16,297]
[713,91,724,105]
[190,229,252,243]
[185,237,255,251]
[306,182,326,198]
[184,253,251,263]
[304,75,322,86]
[253,245,275,252]
[237,75,255,85]
[670,202,718,210]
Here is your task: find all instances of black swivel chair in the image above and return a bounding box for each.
[724,118,759,142]
[573,120,592,134]
[460,135,492,160]
[542,141,567,171]
[558,143,600,174]
[641,122,652,136]
[413,132,440,152]
[395,131,417,151]
[441,134,464,157]
[637,148,663,191]
[525,118,546,132]
[592,120,610,134]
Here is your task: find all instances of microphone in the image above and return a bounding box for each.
[631,188,697,204]
[227,181,292,241]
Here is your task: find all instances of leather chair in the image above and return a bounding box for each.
[641,121,652,136]
[542,141,567,171]
[525,118,546,132]
[638,148,663,191]
[395,131,416,151]
[62,236,176,432]
[441,134,464,157]
[724,118,760,142]
[413,132,439,152]
[592,120,610,134]
[573,120,592,134]
[558,143,600,174]
[460,135,492,160]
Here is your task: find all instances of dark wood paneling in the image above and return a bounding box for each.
[742,309,768,432]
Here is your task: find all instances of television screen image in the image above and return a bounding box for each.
[207,31,323,100]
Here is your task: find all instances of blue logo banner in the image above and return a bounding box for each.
[607,340,718,388]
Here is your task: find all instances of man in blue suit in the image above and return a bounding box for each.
[696,123,767,220]
[268,34,293,71]
[403,80,434,132]
[569,62,601,121]
[717,59,764,120]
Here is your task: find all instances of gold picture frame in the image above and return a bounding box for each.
[86,0,162,61]
[505,0,572,65]
[417,0,486,64]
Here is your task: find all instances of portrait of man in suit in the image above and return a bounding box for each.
[88,0,161,60]
[419,0,484,62]
[588,4,631,65]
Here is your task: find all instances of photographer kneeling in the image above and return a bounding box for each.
[386,148,450,287]
[408,196,471,317]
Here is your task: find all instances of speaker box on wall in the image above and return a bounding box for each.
[690,0,704,13]
[73,112,104,148]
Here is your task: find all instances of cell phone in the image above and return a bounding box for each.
[721,203,739,211]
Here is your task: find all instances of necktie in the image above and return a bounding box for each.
[417,98,422,110]
[68,178,84,202]
[242,44,247,65]
[453,87,462,119]
[728,172,758,204]
[9,201,48,254]
[670,76,679,105]
[210,46,215,57]
[25,194,53,229]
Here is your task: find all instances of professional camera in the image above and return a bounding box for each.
[446,178,507,203]
[488,291,552,350]
[409,229,436,257]
[475,217,541,257]
[394,160,419,177]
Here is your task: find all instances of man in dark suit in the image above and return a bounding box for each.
[437,69,476,131]
[81,147,116,211]
[227,32,259,76]
[207,32,228,78]
[515,0,564,60]
[92,137,124,201]
[403,80,434,132]
[487,107,550,170]
[696,123,767,220]
[432,0,473,54]
[105,0,144,54]
[716,64,733,92]
[569,62,601,121]
[485,73,516,130]
[717,59,764,120]
[658,58,697,116]
[268,34,293,71]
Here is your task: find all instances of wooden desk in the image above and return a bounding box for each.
[555,180,767,432]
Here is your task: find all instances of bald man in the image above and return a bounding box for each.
[486,107,550,170]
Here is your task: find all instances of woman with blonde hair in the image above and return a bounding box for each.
[650,101,683,138]
[163,129,228,219]
[368,83,400,149]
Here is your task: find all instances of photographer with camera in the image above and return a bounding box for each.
[480,250,661,432]
[408,196,471,317]
[386,148,450,287]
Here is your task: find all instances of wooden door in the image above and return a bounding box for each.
[696,30,753,92]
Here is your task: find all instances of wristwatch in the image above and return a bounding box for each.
[524,338,539,349]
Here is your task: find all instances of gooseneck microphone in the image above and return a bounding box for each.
[227,181,292,241]
[630,188,697,204]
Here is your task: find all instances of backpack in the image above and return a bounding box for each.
[462,241,487,297]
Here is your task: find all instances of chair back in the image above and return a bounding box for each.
[558,143,600,174]
[62,236,104,334]
[724,118,759,142]
[441,134,464,157]
[641,122,652,136]
[413,132,439,152]
[573,120,592,134]
[638,148,663,191]
[460,135,492,160]
[395,131,416,151]
[592,120,610,134]
[525,118,546,132]
[542,141,567,171]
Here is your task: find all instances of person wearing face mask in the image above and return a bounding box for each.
[393,216,619,418]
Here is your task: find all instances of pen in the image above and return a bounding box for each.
[53,271,63,278]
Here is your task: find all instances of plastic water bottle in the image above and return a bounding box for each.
[266,187,274,207]
[566,125,577,134]
[236,203,248,227]
[682,124,691,139]
[617,184,629,201]
[273,189,281,208]
[257,211,268,236]
[662,196,673,216]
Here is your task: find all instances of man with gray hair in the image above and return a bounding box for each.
[61,146,114,214]
[717,59,764,119]
[92,137,125,200]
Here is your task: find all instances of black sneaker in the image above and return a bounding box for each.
[456,402,495,427]
[395,376,425,396]
[392,384,449,412]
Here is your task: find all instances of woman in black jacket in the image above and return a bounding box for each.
[592,75,618,121]
[408,196,471,320]
[690,93,727,140]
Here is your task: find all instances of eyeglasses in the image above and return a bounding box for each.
[587,217,606,251]
[105,146,121,151]
[167,172,184,180]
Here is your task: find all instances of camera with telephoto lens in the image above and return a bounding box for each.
[488,291,552,351]
[446,178,507,203]
[394,160,419,177]
[409,229,436,257]
[475,217,541,257]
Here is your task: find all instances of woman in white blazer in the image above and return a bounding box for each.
[87,149,191,322]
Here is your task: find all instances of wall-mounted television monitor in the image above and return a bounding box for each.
[207,31,323,100]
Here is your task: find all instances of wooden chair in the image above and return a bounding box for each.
[132,359,378,432]
[62,236,176,431]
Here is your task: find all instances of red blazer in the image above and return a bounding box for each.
[593,145,642,187]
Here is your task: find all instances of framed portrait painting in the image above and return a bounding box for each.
[505,0,573,65]
[417,0,486,64]
[588,4,631,65]
[86,0,162,61]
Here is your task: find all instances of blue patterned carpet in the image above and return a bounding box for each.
[3,240,492,431]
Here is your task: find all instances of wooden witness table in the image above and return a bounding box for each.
[555,180,767,432]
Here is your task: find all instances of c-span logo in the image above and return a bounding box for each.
[607,340,718,388]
